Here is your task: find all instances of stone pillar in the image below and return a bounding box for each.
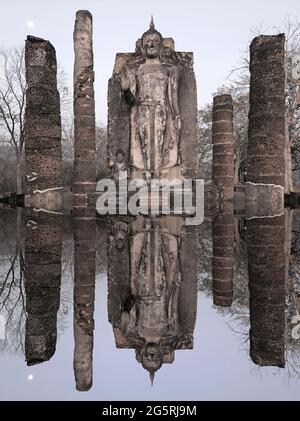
[247,215,286,367]
[212,95,234,201]
[212,202,234,307]
[73,219,96,391]
[25,36,62,195]
[25,212,62,365]
[247,34,285,188]
[73,10,96,219]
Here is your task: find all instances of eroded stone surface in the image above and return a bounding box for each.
[212,95,234,202]
[25,36,62,194]
[247,214,286,367]
[108,19,198,182]
[73,10,96,219]
[247,34,285,187]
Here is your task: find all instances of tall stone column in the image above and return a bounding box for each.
[212,95,234,201]
[247,215,286,367]
[73,10,96,219]
[25,36,62,195]
[212,202,234,307]
[25,212,62,365]
[73,219,96,391]
[247,34,285,188]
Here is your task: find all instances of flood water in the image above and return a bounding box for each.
[0,206,300,401]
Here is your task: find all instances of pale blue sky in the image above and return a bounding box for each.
[0,0,299,121]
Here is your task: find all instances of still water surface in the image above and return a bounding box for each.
[0,207,299,400]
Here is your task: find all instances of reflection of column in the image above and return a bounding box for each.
[212,95,234,201]
[25,212,62,365]
[72,10,96,391]
[73,10,96,219]
[247,215,286,367]
[212,203,234,307]
[247,35,285,188]
[73,219,96,391]
[25,36,62,194]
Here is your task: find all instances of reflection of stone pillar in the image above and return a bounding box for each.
[247,216,286,367]
[178,224,198,339]
[73,13,96,387]
[212,95,234,201]
[25,212,62,365]
[73,219,96,391]
[247,35,285,188]
[73,10,96,219]
[25,36,62,194]
[212,202,234,307]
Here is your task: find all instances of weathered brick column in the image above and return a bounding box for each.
[247,35,285,189]
[247,215,286,367]
[73,219,96,391]
[212,202,234,307]
[212,95,234,201]
[25,36,62,194]
[73,10,96,219]
[25,212,62,365]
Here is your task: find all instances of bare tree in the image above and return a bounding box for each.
[0,47,26,194]
[227,18,300,189]
[197,18,300,186]
[0,46,71,194]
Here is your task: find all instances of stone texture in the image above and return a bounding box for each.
[212,95,234,201]
[246,34,285,187]
[212,202,234,307]
[245,183,284,218]
[108,27,198,182]
[247,215,286,367]
[24,211,62,365]
[25,36,62,194]
[73,10,96,219]
[107,218,131,328]
[108,216,198,378]
[73,217,96,391]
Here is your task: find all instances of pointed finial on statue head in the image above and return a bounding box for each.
[150,371,155,387]
[150,15,155,30]
[141,15,162,46]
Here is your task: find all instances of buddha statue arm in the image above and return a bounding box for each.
[120,65,136,106]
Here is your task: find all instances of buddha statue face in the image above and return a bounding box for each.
[141,343,162,371]
[142,32,162,59]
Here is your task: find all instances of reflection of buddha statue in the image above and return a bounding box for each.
[120,18,181,181]
[119,217,182,383]
[108,216,198,385]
